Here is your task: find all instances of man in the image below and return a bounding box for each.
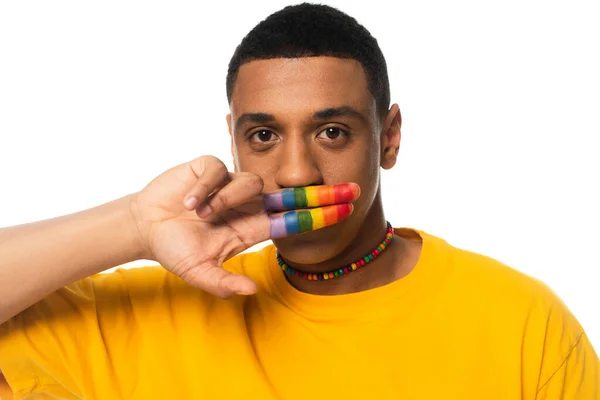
[0,3,598,399]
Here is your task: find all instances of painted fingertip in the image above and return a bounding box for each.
[348,183,361,199]
[333,183,360,204]
[336,203,354,221]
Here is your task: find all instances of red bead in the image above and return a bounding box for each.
[344,267,349,274]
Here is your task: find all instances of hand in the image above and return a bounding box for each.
[129,156,359,298]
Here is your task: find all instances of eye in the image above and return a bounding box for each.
[248,129,280,149]
[316,127,349,144]
[252,130,275,142]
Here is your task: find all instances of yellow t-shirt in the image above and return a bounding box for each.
[0,228,598,399]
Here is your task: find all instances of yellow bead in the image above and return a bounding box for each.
[351,263,357,270]
[323,274,329,280]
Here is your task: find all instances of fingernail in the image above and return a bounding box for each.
[184,196,198,210]
[197,204,212,218]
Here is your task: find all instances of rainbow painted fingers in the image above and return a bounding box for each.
[264,183,360,239]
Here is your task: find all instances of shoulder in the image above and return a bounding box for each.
[419,229,583,338]
[441,236,562,309]
[438,233,585,352]
[428,231,594,387]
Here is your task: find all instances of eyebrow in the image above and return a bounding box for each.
[234,113,275,132]
[234,106,368,131]
[312,106,368,125]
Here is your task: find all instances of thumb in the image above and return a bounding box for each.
[179,261,258,299]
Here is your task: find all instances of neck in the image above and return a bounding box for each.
[280,194,408,295]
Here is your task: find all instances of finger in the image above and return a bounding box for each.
[198,172,264,218]
[181,261,258,298]
[183,156,230,211]
[268,203,354,239]
[263,183,360,212]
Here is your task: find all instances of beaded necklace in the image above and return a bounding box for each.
[276,221,394,281]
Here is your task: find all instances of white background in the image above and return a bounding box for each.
[1,1,598,348]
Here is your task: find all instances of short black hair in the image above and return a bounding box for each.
[226,3,390,120]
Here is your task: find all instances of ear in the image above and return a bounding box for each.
[226,114,239,173]
[380,103,401,170]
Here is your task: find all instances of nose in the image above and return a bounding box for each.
[275,135,323,189]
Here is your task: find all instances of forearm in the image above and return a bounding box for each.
[0,194,144,325]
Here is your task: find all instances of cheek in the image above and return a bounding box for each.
[238,157,276,177]
[328,141,381,207]
[232,139,254,170]
[232,139,284,193]
[333,135,379,179]
[320,149,379,187]
[234,149,279,188]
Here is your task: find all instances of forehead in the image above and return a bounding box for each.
[230,57,375,118]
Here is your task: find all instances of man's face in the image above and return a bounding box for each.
[227,57,394,263]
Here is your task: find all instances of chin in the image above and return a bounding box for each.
[273,221,354,265]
